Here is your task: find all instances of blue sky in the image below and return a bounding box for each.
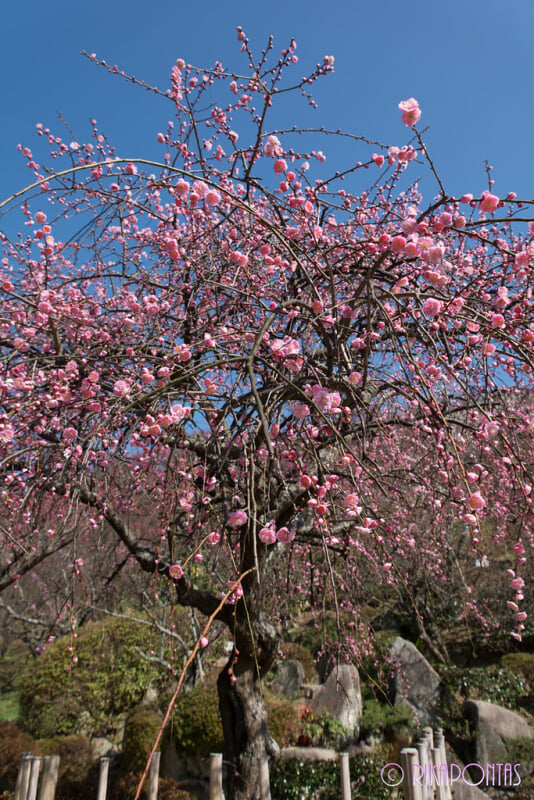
[1,0,533,207]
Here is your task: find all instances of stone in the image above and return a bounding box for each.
[141,685,160,707]
[311,664,362,733]
[464,699,534,786]
[390,637,441,725]
[450,781,490,799]
[90,737,116,761]
[279,746,337,761]
[272,659,305,698]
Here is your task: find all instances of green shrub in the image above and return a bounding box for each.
[19,617,163,738]
[0,721,39,793]
[122,709,163,773]
[300,710,353,748]
[264,692,302,748]
[168,677,304,755]
[168,675,224,756]
[438,664,526,710]
[500,653,534,690]
[270,754,392,800]
[359,699,414,741]
[38,735,94,797]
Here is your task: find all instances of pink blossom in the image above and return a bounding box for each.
[175,179,190,196]
[516,611,528,622]
[169,564,184,580]
[422,298,443,317]
[35,211,47,224]
[478,191,499,213]
[200,636,209,647]
[293,404,310,419]
[259,526,276,545]
[125,162,137,175]
[467,492,486,511]
[113,379,130,397]
[372,153,385,168]
[264,135,282,157]
[205,189,221,206]
[63,427,78,441]
[208,531,221,545]
[491,313,505,329]
[511,577,525,591]
[398,98,421,127]
[273,159,287,175]
[228,509,248,527]
[276,527,296,543]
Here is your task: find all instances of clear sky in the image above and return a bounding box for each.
[1,0,533,206]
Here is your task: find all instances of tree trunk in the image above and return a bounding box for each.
[217,614,280,800]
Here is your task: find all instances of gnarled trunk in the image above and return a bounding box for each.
[217,614,280,800]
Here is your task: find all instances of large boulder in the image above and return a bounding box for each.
[464,699,534,786]
[311,664,362,733]
[272,659,305,698]
[390,637,441,725]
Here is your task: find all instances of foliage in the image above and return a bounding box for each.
[359,699,414,741]
[439,664,526,711]
[270,754,392,800]
[0,721,39,793]
[263,692,303,748]
[299,709,352,748]
[500,652,534,690]
[122,708,164,773]
[19,617,163,738]
[37,735,95,800]
[167,674,225,756]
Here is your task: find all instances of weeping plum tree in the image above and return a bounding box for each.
[1,29,534,799]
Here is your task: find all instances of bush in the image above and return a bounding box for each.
[438,664,526,710]
[19,617,163,738]
[500,653,534,690]
[270,754,392,800]
[359,699,414,742]
[122,709,163,773]
[168,676,304,755]
[299,710,353,748]
[0,721,39,793]
[38,735,95,800]
[167,674,224,756]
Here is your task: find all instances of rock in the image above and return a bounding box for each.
[280,746,337,761]
[464,699,534,786]
[390,637,441,725]
[311,664,362,733]
[450,781,490,799]
[272,659,305,698]
[74,710,95,738]
[141,685,160,707]
[90,737,116,760]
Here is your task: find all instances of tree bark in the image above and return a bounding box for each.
[217,613,280,800]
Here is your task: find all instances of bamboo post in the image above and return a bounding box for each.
[209,753,223,800]
[400,747,423,800]
[431,747,447,800]
[37,756,60,800]
[96,757,110,800]
[14,753,32,800]
[27,757,41,800]
[340,752,351,800]
[147,751,161,800]
[259,755,271,800]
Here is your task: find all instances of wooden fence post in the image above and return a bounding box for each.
[37,755,60,800]
[416,731,432,800]
[14,753,32,800]
[400,747,423,800]
[27,757,41,800]
[147,751,161,800]
[340,752,351,800]
[96,757,110,800]
[209,753,223,800]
